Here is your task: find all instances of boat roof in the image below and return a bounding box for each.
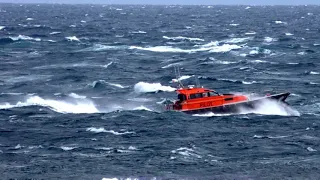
[176,87,214,94]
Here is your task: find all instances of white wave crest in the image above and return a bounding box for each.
[0,26,5,30]
[69,93,86,99]
[223,37,253,43]
[230,23,239,26]
[129,46,190,53]
[131,31,147,34]
[106,82,126,88]
[209,44,242,53]
[310,71,319,75]
[245,31,256,35]
[200,41,219,47]
[49,31,61,35]
[285,33,294,36]
[133,106,153,111]
[86,127,135,135]
[134,82,176,93]
[130,41,241,53]
[9,35,41,42]
[215,60,238,64]
[80,44,124,51]
[66,36,80,41]
[161,62,182,69]
[264,37,278,43]
[242,81,257,84]
[26,18,34,21]
[163,36,204,41]
[61,146,77,151]
[275,21,287,24]
[0,96,99,114]
[103,61,113,68]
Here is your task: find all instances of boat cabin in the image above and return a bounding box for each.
[176,87,220,102]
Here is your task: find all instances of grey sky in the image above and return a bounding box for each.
[0,0,319,5]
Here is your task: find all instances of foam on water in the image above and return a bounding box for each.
[0,26,5,30]
[79,44,125,51]
[264,37,278,43]
[245,31,256,35]
[239,98,300,116]
[130,42,241,53]
[133,106,153,111]
[163,36,204,41]
[134,82,176,93]
[223,37,253,43]
[0,96,99,114]
[307,147,317,152]
[130,46,189,53]
[310,71,319,75]
[69,93,86,99]
[209,44,242,53]
[49,31,61,35]
[9,35,41,42]
[66,36,80,41]
[86,127,135,135]
[131,31,147,34]
[106,82,127,88]
[61,146,77,151]
[214,60,238,65]
[161,62,183,69]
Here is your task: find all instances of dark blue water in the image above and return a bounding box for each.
[0,3,320,179]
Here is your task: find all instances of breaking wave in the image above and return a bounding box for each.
[86,127,135,135]
[223,37,253,43]
[239,99,300,116]
[134,82,176,93]
[78,44,126,52]
[0,96,99,114]
[129,42,242,53]
[65,36,80,41]
[9,35,41,42]
[163,36,204,41]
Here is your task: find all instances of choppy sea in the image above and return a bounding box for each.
[0,3,320,179]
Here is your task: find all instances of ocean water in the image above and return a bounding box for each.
[0,3,320,179]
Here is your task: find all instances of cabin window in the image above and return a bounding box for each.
[177,94,187,102]
[208,91,219,97]
[190,93,203,99]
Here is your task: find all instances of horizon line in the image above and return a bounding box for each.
[0,2,319,6]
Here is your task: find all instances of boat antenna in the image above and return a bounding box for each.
[174,66,184,88]
[194,75,201,87]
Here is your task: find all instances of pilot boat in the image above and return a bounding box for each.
[165,67,290,114]
[166,86,290,114]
